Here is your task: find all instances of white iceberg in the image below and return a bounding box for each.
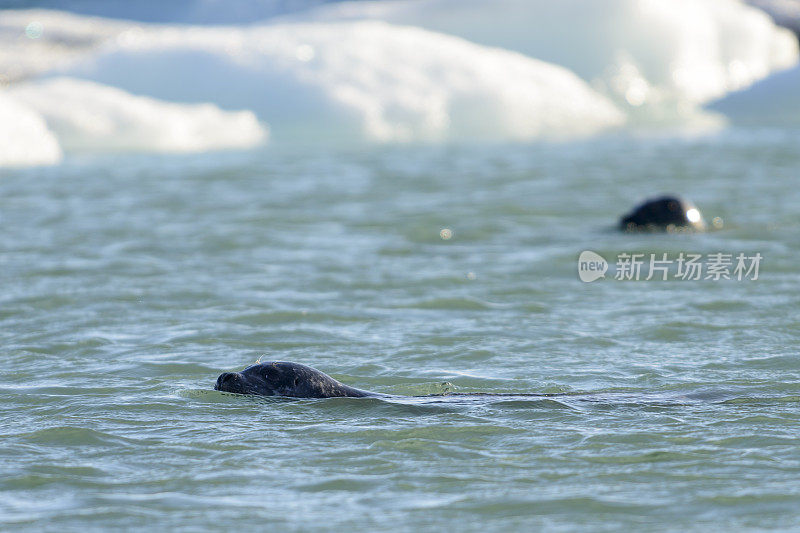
[1,10,625,145]
[0,10,127,83]
[1,0,797,157]
[0,90,62,167]
[62,20,625,143]
[7,77,268,153]
[303,0,799,111]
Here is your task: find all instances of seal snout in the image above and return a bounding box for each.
[215,372,237,391]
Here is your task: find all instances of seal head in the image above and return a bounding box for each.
[619,195,706,232]
[215,361,374,398]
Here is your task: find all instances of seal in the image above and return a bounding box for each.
[214,362,582,401]
[214,364,701,404]
[214,361,377,398]
[619,195,706,232]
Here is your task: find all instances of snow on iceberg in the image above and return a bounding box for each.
[303,0,799,111]
[62,20,625,143]
[7,77,268,153]
[0,90,62,167]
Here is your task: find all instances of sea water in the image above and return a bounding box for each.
[2,133,800,531]
[3,0,800,529]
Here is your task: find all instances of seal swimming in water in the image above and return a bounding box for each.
[619,195,706,232]
[214,362,711,404]
[215,361,377,398]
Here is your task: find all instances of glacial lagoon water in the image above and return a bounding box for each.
[2,134,800,531]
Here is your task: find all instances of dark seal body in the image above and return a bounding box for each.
[215,361,376,398]
[619,195,706,232]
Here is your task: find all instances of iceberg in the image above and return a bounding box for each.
[1,0,798,166]
[7,77,268,153]
[303,0,799,111]
[1,9,625,150]
[1,0,331,24]
[62,20,625,143]
[0,10,127,83]
[0,90,62,167]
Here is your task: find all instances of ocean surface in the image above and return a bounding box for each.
[2,133,800,531]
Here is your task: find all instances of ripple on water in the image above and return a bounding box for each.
[16,426,139,447]
[2,140,800,530]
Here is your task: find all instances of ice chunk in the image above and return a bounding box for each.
[0,90,62,167]
[62,21,625,142]
[304,0,799,109]
[8,77,268,153]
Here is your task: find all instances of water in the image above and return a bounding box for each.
[2,134,800,531]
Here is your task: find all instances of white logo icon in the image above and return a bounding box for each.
[578,251,608,282]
